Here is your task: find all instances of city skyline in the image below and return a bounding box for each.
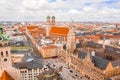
[0,12,120,80]
[0,0,120,22]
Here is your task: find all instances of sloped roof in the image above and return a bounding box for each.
[105,46,120,57]
[27,26,37,31]
[42,45,57,50]
[30,28,46,36]
[0,70,14,80]
[78,51,87,59]
[92,56,109,70]
[112,60,120,67]
[87,41,102,48]
[13,57,42,69]
[76,50,109,70]
[50,27,69,36]
[96,34,120,38]
[19,27,26,33]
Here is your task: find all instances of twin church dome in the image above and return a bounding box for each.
[47,16,55,19]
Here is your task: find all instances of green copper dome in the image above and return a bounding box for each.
[52,16,55,19]
[0,34,8,41]
[47,16,50,19]
[0,25,3,29]
[0,25,8,41]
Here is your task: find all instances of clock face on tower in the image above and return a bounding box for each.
[0,36,3,41]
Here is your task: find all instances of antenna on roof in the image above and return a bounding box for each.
[71,18,74,23]
[70,18,74,28]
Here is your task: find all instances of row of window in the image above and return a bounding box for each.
[20,69,42,73]
[0,51,9,57]
[21,74,38,79]
[20,69,42,80]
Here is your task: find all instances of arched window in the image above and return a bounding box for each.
[6,51,8,56]
[1,52,3,57]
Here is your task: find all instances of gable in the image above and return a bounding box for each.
[105,62,114,72]
[0,70,14,80]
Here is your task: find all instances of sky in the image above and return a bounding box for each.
[0,0,120,22]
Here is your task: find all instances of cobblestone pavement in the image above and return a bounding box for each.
[43,58,88,80]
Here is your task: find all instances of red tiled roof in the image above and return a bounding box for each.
[42,45,57,49]
[50,27,69,36]
[96,34,120,38]
[19,27,26,33]
[30,29,46,37]
[31,33,40,37]
[0,70,14,80]
[27,26,37,31]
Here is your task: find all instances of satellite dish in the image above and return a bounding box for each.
[0,36,3,41]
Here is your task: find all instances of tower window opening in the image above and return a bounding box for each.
[0,44,2,46]
[6,51,8,56]
[1,52,3,57]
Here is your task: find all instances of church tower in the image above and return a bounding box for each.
[46,16,51,36]
[52,16,55,26]
[47,16,50,25]
[0,25,21,80]
[66,25,75,66]
[0,26,12,69]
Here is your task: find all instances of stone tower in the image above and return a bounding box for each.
[52,16,55,26]
[0,26,21,80]
[46,16,51,36]
[47,16,50,25]
[0,26,12,69]
[66,25,75,66]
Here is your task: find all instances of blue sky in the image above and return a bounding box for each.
[49,0,56,2]
[104,0,119,4]
[0,0,120,22]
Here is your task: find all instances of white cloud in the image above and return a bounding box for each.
[22,0,51,10]
[69,9,79,14]
[0,0,120,22]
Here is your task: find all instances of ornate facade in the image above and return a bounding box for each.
[56,24,120,80]
[60,39,120,80]
[46,15,56,36]
[51,16,55,26]
[0,26,21,80]
[46,16,51,36]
